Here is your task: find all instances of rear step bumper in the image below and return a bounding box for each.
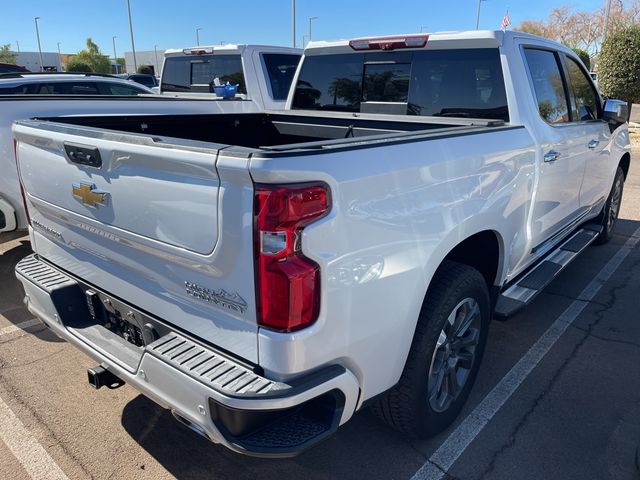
[15,254,359,458]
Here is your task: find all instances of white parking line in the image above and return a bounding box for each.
[0,394,69,480]
[411,226,640,480]
[0,319,42,338]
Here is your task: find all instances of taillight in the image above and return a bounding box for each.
[13,138,30,226]
[254,183,330,332]
[349,34,429,51]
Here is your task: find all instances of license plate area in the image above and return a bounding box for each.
[83,289,165,348]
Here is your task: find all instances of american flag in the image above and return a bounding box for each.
[501,10,511,31]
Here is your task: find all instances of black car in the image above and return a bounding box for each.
[117,73,158,88]
[0,63,30,74]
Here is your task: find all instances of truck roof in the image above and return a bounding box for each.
[304,30,567,55]
[164,44,301,57]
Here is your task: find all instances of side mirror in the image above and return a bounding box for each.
[603,99,629,131]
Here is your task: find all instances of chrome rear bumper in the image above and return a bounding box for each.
[15,254,359,457]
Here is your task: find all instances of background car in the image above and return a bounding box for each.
[0,63,30,74]
[0,72,154,95]
[117,73,159,89]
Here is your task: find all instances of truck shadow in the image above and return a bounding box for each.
[121,394,425,480]
[0,236,64,343]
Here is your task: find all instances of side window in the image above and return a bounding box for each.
[523,48,570,124]
[102,82,145,95]
[262,53,301,100]
[565,56,600,121]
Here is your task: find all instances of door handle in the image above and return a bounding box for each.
[588,139,600,149]
[543,150,560,163]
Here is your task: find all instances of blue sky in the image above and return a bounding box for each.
[2,0,605,54]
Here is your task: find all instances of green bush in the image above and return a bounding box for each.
[571,48,591,71]
[599,25,640,104]
[65,59,93,73]
[137,65,154,75]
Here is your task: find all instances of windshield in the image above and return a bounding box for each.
[161,54,246,94]
[292,48,508,121]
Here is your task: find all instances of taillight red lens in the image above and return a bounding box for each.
[254,183,330,332]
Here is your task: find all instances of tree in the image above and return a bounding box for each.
[72,38,111,73]
[516,20,550,37]
[65,58,93,73]
[572,48,591,71]
[515,1,640,55]
[137,65,154,75]
[0,44,18,64]
[598,25,640,107]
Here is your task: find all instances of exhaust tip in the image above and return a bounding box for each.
[87,365,125,390]
[171,410,211,441]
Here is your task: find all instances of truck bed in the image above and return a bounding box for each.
[36,110,507,151]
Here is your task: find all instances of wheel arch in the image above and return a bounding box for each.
[619,152,631,180]
[439,229,505,290]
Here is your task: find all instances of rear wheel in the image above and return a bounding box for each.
[595,166,625,245]
[371,260,490,438]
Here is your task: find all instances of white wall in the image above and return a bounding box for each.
[124,50,165,74]
[14,52,62,72]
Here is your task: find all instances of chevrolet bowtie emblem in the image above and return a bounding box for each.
[72,181,109,208]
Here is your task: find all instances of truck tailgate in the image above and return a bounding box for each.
[13,120,259,362]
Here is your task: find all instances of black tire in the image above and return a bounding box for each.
[371,260,490,438]
[595,166,625,245]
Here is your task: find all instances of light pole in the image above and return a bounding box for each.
[292,0,296,48]
[154,44,159,75]
[603,0,613,42]
[112,36,118,73]
[34,17,44,72]
[476,0,488,30]
[127,0,137,72]
[308,16,318,43]
[196,28,202,46]
[302,34,309,48]
[56,42,62,72]
[420,25,428,33]
[16,41,20,53]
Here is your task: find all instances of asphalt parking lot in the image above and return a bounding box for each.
[1,149,640,480]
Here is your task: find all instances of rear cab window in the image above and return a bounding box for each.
[162,54,246,94]
[292,48,509,121]
[262,53,301,100]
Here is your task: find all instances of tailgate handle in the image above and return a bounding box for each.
[64,142,102,168]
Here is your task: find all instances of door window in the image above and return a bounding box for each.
[565,57,600,121]
[523,49,570,124]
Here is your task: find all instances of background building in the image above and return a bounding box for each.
[13,51,62,72]
[124,50,165,74]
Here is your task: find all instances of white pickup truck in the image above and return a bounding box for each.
[13,31,630,457]
[159,44,301,110]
